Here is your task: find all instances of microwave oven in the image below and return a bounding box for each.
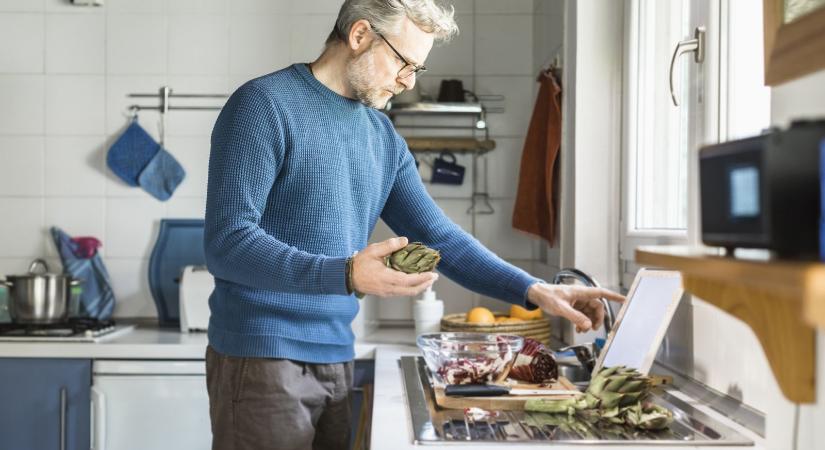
[699,120,825,258]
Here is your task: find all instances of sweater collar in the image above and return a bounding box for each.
[292,63,366,112]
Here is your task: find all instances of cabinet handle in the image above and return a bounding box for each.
[669,26,705,106]
[91,386,107,450]
[59,387,67,450]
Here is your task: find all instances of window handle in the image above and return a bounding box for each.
[669,26,705,106]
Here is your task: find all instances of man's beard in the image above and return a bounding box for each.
[347,48,400,109]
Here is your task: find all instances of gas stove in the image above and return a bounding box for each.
[0,318,134,342]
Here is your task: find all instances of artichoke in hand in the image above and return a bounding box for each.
[385,242,440,273]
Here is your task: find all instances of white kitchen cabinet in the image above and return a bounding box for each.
[91,360,211,450]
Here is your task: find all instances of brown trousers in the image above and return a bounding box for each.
[206,346,353,450]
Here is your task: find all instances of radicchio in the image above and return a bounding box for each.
[435,336,514,384]
[508,338,559,384]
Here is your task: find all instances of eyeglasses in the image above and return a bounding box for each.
[374,31,427,79]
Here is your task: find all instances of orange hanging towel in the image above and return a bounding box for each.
[512,70,562,246]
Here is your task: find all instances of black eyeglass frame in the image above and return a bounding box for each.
[374,31,427,79]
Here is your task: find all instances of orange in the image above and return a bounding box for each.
[510,304,543,320]
[466,307,496,324]
[497,317,524,324]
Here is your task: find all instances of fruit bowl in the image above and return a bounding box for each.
[416,332,524,385]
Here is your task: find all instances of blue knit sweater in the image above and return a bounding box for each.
[204,63,542,363]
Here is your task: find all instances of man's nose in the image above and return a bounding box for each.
[398,74,416,91]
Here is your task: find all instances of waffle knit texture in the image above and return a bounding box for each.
[204,64,542,363]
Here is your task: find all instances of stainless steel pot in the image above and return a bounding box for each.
[0,259,79,324]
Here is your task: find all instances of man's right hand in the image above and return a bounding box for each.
[351,237,439,297]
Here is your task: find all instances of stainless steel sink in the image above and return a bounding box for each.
[557,363,591,390]
[400,356,754,445]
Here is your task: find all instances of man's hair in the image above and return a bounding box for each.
[326,0,458,47]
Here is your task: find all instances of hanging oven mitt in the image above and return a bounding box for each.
[106,118,161,186]
[50,227,115,320]
[137,147,186,201]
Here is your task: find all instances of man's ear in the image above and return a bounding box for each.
[347,19,373,52]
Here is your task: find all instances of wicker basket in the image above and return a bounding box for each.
[439,313,552,347]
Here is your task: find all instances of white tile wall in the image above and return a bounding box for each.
[474,0,535,15]
[45,13,105,74]
[0,75,45,134]
[229,0,290,15]
[106,14,167,75]
[45,75,106,135]
[0,137,44,196]
[0,198,44,257]
[44,136,106,196]
[167,0,227,15]
[289,14,337,63]
[105,0,165,14]
[474,14,534,76]
[0,1,551,320]
[228,14,291,76]
[167,15,229,75]
[0,14,44,73]
[0,0,45,13]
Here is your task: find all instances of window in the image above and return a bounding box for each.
[621,0,771,278]
[724,0,771,140]
[629,0,691,232]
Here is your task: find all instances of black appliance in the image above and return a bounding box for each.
[699,120,825,258]
[0,318,117,339]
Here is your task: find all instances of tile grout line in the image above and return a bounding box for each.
[41,7,47,255]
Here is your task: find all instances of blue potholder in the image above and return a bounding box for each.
[107,120,160,186]
[50,227,115,321]
[138,148,186,201]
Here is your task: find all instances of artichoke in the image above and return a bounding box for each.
[525,366,673,432]
[385,242,440,274]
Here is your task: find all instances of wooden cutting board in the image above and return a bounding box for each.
[433,377,579,411]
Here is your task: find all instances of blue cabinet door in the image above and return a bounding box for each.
[0,358,91,450]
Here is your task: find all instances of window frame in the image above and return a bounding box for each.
[619,0,690,271]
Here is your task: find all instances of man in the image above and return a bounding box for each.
[204,1,624,449]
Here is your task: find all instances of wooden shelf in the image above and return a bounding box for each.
[636,245,822,404]
[404,137,495,153]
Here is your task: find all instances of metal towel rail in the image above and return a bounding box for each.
[127,86,228,145]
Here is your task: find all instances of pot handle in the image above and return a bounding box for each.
[28,258,49,274]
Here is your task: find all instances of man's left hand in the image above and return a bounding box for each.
[527,283,625,333]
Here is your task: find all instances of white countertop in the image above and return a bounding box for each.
[0,324,413,360]
[0,325,765,449]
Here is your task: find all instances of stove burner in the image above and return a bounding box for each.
[0,318,117,338]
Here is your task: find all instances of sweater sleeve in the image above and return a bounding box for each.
[380,132,543,307]
[204,82,347,295]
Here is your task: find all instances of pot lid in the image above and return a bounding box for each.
[5,259,66,278]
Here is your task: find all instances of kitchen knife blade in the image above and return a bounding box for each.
[444,384,580,397]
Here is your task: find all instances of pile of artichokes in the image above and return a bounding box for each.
[385,242,440,273]
[525,366,673,436]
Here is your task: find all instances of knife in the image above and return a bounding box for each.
[444,384,580,397]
